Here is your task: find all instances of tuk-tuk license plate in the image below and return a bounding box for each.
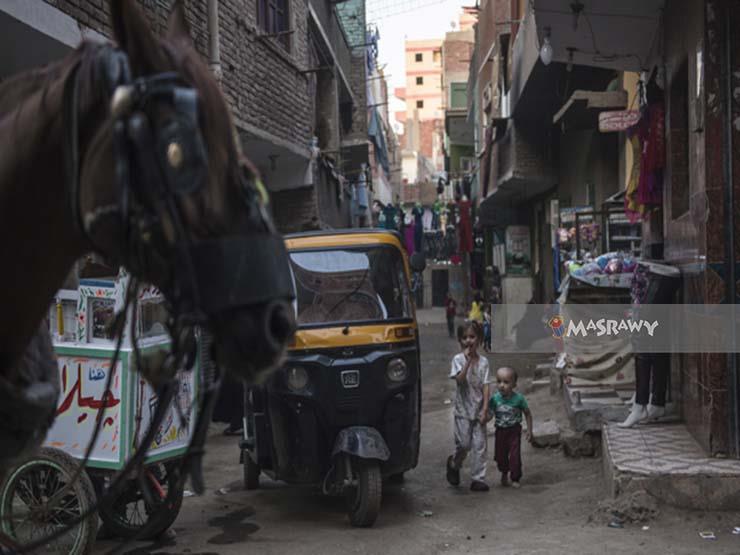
[341,370,360,388]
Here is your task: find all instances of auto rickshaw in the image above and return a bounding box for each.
[240,229,425,527]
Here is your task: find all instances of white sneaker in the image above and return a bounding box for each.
[646,404,665,421]
[618,404,647,428]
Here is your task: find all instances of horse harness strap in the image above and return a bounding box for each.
[62,45,294,320]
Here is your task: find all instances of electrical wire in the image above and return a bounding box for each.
[366,0,450,22]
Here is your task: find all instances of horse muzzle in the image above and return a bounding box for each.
[210,300,296,383]
[172,234,296,383]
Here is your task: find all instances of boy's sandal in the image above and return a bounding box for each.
[446,455,460,486]
[470,480,490,492]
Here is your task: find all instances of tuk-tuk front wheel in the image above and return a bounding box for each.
[243,450,260,490]
[345,459,381,527]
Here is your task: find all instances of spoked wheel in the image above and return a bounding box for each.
[345,459,382,527]
[242,450,260,490]
[0,447,98,555]
[98,462,183,540]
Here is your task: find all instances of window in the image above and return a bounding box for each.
[139,300,170,339]
[415,53,423,62]
[257,0,291,50]
[416,76,424,85]
[289,247,412,327]
[450,82,468,109]
[433,50,441,63]
[88,298,115,342]
[416,100,424,108]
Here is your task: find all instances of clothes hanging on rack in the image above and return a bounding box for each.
[625,133,644,223]
[457,198,473,253]
[636,103,665,207]
[381,204,398,230]
[404,213,415,255]
[413,205,424,251]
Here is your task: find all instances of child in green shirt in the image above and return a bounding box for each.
[488,367,532,488]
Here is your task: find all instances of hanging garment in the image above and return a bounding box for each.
[381,204,397,230]
[397,204,406,235]
[432,200,442,229]
[624,132,644,223]
[422,207,433,230]
[636,103,664,207]
[413,206,424,251]
[481,123,494,197]
[404,216,415,255]
[458,199,473,253]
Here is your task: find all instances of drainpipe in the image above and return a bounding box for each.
[722,7,738,456]
[208,0,223,82]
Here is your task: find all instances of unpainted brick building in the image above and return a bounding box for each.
[1,0,370,232]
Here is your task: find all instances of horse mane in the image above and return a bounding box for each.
[0,41,114,141]
[0,33,250,230]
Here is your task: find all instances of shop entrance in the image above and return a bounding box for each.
[431,269,449,307]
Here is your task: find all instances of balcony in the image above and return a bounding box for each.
[308,0,355,102]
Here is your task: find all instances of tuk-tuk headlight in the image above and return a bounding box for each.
[386,358,408,382]
[286,366,309,392]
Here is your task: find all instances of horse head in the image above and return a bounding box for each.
[72,1,295,383]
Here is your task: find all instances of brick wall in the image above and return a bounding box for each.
[442,38,473,75]
[345,51,368,142]
[270,186,320,232]
[418,119,442,162]
[44,0,313,150]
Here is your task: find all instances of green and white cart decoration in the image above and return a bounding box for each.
[0,272,199,554]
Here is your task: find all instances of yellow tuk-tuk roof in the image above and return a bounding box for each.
[284,229,404,251]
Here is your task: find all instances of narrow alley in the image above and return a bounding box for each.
[94,310,740,555]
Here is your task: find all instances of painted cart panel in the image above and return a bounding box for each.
[46,349,128,470]
[45,275,198,470]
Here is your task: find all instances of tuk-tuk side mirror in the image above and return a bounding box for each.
[409,252,426,274]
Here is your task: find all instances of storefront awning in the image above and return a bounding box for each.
[532,0,664,72]
[553,90,628,130]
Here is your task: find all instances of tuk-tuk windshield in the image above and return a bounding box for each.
[290,245,413,327]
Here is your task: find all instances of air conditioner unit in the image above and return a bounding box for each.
[482,82,492,111]
[500,90,511,119]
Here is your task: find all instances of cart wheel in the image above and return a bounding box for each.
[98,462,183,540]
[243,450,260,490]
[0,447,98,555]
[345,459,382,527]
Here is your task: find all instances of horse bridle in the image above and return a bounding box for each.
[63,44,294,350]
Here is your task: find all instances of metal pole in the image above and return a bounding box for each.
[208,0,222,81]
[722,1,739,457]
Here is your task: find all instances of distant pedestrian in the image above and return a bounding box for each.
[468,292,483,323]
[488,367,533,488]
[446,321,491,492]
[482,304,492,352]
[444,292,457,338]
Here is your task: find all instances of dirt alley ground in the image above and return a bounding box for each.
[95,308,740,555]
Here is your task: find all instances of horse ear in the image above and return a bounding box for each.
[110,0,167,75]
[167,0,192,44]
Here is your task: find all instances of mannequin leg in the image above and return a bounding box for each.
[635,354,651,406]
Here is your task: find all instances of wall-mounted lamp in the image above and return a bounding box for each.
[268,154,279,171]
[540,27,553,66]
[570,1,584,31]
[566,47,576,72]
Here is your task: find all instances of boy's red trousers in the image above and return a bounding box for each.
[494,424,522,482]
